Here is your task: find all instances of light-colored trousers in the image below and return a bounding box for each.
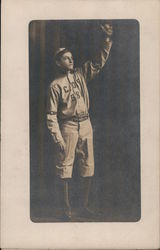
[55,118,95,178]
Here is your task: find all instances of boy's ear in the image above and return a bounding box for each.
[56,60,61,67]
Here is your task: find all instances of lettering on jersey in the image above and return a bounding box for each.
[75,78,81,84]
[75,91,80,99]
[71,94,76,102]
[71,82,77,88]
[63,86,70,93]
[71,91,81,102]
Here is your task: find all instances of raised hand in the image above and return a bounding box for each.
[100,22,113,37]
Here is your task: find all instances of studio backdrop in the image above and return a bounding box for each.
[29,20,140,222]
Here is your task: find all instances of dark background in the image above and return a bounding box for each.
[29,20,140,222]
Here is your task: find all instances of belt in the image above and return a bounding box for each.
[60,114,89,123]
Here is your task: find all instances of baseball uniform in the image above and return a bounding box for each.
[46,35,112,178]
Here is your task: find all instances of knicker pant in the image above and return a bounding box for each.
[55,118,94,178]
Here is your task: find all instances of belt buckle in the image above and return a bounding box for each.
[72,117,78,122]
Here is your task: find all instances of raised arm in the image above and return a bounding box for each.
[81,22,113,83]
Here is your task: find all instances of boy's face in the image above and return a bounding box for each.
[57,51,74,71]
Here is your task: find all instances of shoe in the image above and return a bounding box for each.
[63,207,72,221]
[79,207,96,219]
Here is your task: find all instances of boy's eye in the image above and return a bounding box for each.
[63,56,73,61]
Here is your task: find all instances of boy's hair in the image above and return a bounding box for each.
[55,48,71,62]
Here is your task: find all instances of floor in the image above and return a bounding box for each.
[31,207,107,223]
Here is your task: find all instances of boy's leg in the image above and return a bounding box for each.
[79,176,96,218]
[56,121,78,179]
[81,176,92,208]
[77,119,95,218]
[55,121,78,220]
[63,178,72,220]
[55,177,72,221]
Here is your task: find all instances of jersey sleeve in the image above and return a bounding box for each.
[81,36,112,83]
[46,86,64,144]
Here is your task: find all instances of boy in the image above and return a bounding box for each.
[46,22,113,220]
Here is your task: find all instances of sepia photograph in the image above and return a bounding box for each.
[29,19,140,223]
[1,0,160,248]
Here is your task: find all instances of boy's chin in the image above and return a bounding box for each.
[60,66,74,72]
[67,67,74,71]
[68,66,74,69]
